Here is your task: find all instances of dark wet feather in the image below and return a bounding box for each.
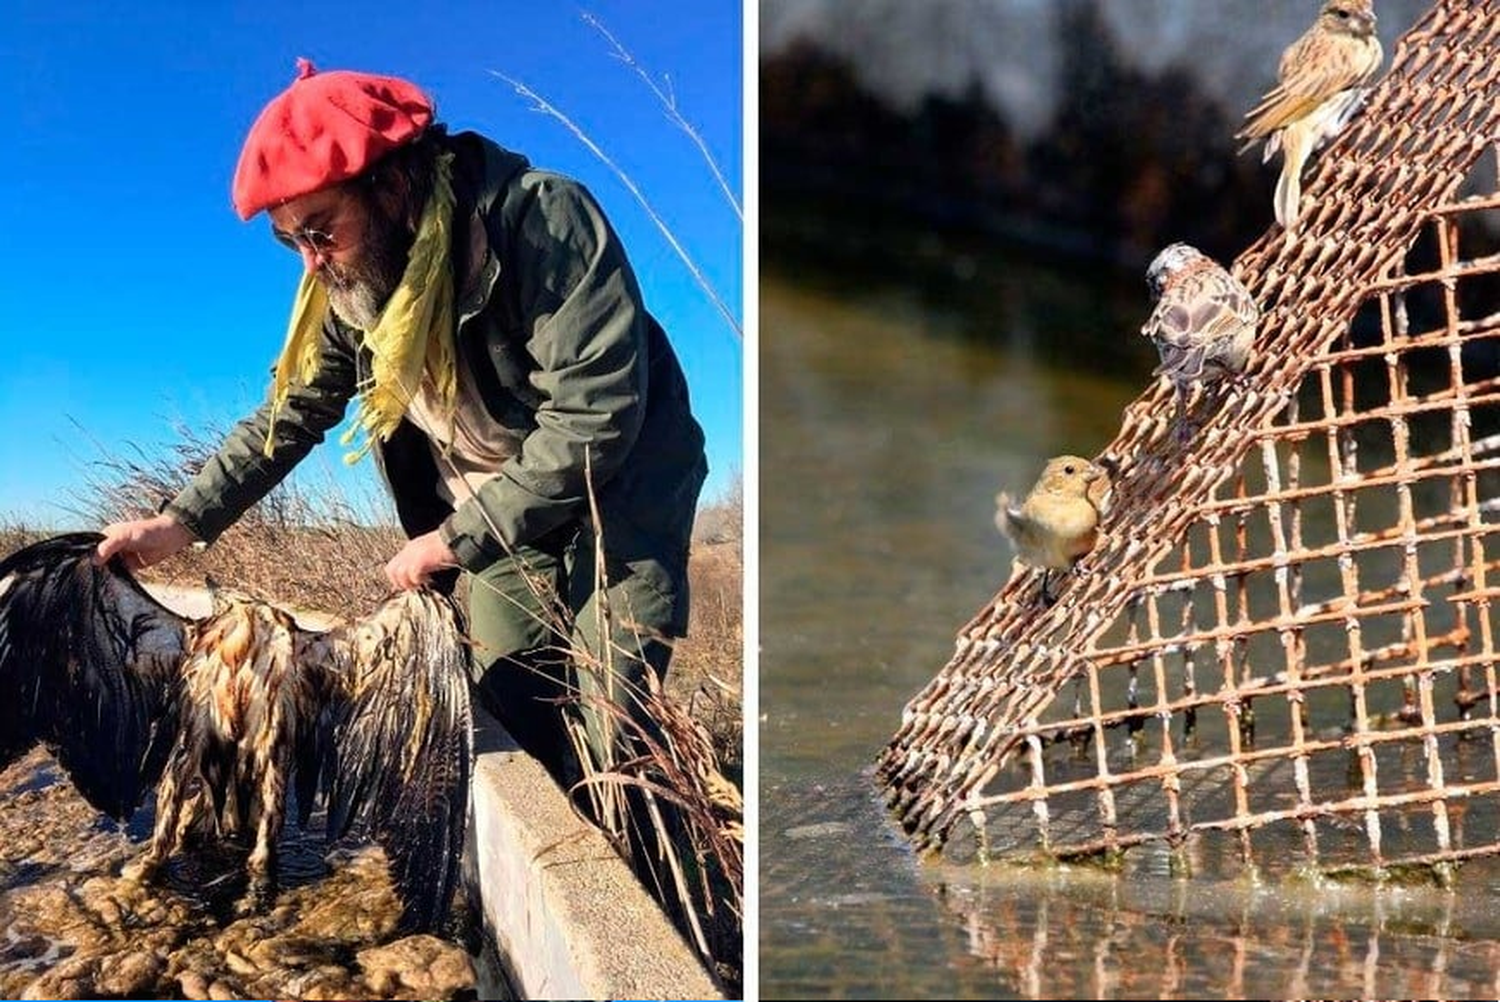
[0,532,185,818]
[0,533,474,932]
[321,591,473,932]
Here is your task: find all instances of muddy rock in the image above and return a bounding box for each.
[2,751,477,1001]
[357,934,477,998]
[177,969,211,999]
[206,977,242,1000]
[93,949,164,996]
[20,954,99,1000]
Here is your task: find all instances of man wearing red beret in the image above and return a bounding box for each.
[95,60,708,786]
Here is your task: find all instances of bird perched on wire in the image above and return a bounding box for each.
[1141,242,1260,443]
[995,456,1109,605]
[1236,0,1383,231]
[0,532,472,932]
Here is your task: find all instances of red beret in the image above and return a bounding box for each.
[231,58,434,220]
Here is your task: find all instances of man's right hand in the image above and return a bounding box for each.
[95,514,197,571]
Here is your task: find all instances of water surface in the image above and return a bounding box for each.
[758,261,1500,999]
[0,749,484,1000]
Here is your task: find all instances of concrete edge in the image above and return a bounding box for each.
[462,708,726,1001]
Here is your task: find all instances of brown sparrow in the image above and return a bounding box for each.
[1237,0,1383,230]
[1141,243,1259,442]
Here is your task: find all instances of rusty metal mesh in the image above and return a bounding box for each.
[878,0,1500,879]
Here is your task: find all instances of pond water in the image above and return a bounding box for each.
[757,258,1500,999]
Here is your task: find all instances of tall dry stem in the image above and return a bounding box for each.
[580,11,742,223]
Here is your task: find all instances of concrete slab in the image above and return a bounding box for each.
[463,710,726,1001]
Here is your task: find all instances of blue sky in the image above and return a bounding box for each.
[0,0,743,526]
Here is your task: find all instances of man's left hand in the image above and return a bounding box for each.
[385,530,458,591]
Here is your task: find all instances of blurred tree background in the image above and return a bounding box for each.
[761,0,1469,276]
[761,0,1499,375]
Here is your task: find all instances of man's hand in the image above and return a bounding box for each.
[385,530,458,591]
[95,514,196,571]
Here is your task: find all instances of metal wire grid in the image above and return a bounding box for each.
[878,0,1500,878]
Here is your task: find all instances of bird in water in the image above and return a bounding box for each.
[1140,242,1259,443]
[0,532,472,931]
[1236,0,1384,232]
[995,455,1109,605]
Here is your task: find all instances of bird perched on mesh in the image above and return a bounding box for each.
[1236,0,1383,231]
[995,455,1109,605]
[0,532,472,931]
[1141,242,1260,443]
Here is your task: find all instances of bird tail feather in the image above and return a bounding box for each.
[1274,162,1302,230]
[1274,125,1314,230]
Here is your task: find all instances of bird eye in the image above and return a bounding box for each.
[1334,8,1350,17]
[1064,464,1076,475]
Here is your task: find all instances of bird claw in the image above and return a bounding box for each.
[1037,570,1058,607]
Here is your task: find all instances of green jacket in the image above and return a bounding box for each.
[166,131,708,632]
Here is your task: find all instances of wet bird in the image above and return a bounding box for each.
[995,455,1108,605]
[0,532,472,931]
[1141,242,1260,443]
[1236,0,1383,231]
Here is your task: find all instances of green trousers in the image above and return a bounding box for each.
[464,523,681,788]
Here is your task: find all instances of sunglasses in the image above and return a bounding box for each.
[272,225,339,256]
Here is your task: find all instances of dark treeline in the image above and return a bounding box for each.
[761,0,1499,393]
[762,2,1273,274]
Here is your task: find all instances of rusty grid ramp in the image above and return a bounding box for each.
[878,0,1500,880]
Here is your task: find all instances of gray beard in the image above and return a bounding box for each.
[326,275,389,332]
[321,203,411,332]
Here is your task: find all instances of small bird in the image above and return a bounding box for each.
[1141,243,1260,443]
[1236,0,1384,231]
[995,455,1108,605]
[0,533,472,931]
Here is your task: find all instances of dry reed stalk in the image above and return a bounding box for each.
[453,455,744,992]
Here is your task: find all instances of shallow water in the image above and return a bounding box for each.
[0,749,482,1000]
[758,261,1500,999]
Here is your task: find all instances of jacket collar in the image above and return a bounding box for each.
[444,131,528,328]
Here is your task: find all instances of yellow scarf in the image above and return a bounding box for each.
[264,151,458,464]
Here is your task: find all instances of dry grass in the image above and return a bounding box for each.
[574,473,745,991]
[57,424,404,618]
[0,524,47,560]
[672,476,744,775]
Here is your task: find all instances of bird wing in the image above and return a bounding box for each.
[1151,340,1211,382]
[0,532,187,819]
[1237,31,1380,145]
[1144,274,1258,382]
[994,491,1027,545]
[316,589,473,933]
[1143,298,1212,380]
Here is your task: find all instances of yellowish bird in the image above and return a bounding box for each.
[1236,0,1384,230]
[995,455,1108,604]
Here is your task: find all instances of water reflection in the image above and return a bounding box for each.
[938,864,1500,999]
[758,261,1500,998]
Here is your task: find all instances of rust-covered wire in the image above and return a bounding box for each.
[878,0,1500,878]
